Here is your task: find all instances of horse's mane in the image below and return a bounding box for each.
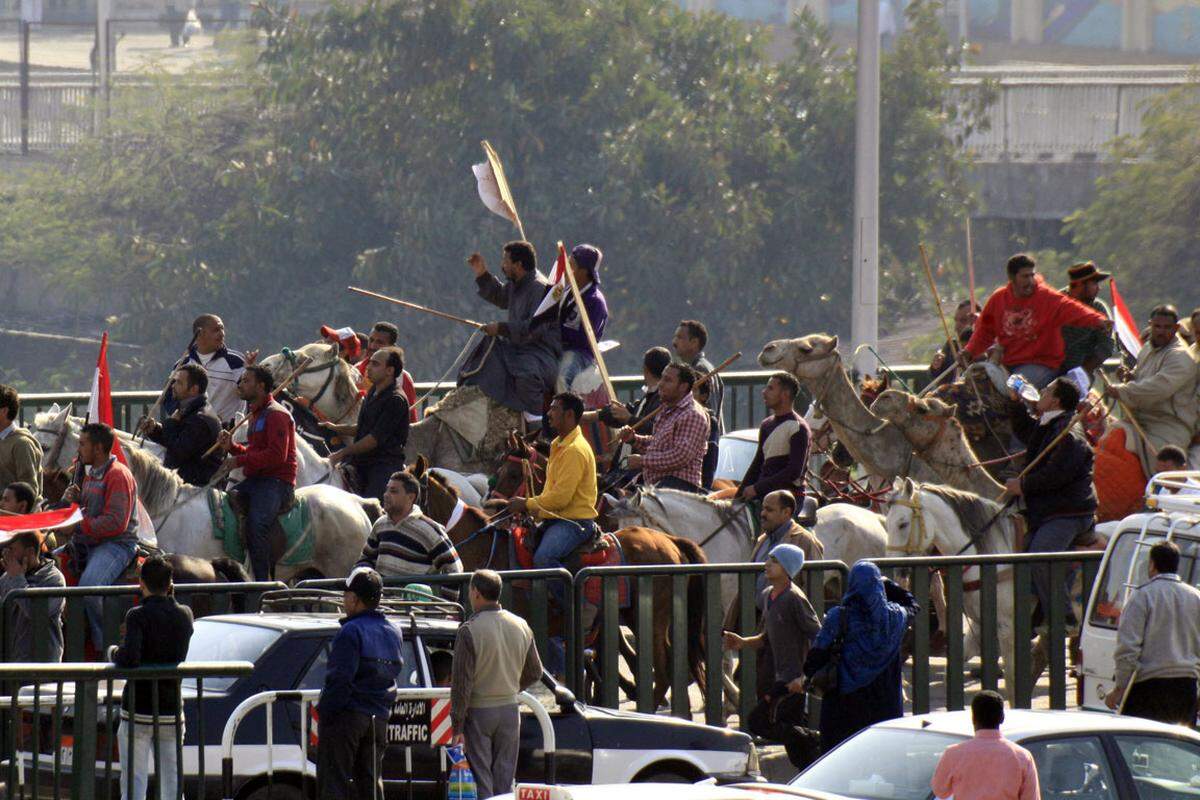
[638,485,733,513]
[124,445,195,513]
[921,484,1007,552]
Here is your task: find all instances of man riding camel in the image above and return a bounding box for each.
[1060,262,1115,378]
[321,346,410,501]
[138,363,222,486]
[556,244,609,393]
[215,366,298,582]
[460,241,561,424]
[1103,304,1198,475]
[618,363,709,493]
[506,392,598,610]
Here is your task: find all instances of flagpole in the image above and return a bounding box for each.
[559,242,617,403]
[481,140,526,241]
[965,216,977,309]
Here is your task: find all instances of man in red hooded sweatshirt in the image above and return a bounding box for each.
[963,253,1110,389]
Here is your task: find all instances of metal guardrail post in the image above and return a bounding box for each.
[19,20,29,156]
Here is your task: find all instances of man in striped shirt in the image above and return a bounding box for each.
[618,363,710,493]
[357,471,462,596]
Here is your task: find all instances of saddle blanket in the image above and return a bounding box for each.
[207,489,314,567]
[512,528,629,608]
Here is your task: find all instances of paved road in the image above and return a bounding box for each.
[0,26,223,73]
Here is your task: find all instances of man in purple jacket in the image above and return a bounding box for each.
[736,372,811,502]
[556,244,609,393]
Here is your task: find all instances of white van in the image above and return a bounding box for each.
[1078,472,1200,711]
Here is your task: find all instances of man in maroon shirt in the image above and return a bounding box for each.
[215,365,297,581]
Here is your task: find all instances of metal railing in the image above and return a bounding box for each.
[1,581,286,662]
[218,687,556,800]
[572,560,850,725]
[874,551,1104,712]
[0,660,254,800]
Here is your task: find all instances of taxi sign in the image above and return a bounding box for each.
[517,784,574,800]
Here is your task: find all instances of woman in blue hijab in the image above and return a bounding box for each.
[803,560,917,752]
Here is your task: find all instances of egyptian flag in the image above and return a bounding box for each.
[87,332,126,465]
[534,241,569,318]
[1110,279,1142,358]
[0,506,82,536]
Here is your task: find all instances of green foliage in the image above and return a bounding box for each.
[1064,86,1200,320]
[1,0,991,389]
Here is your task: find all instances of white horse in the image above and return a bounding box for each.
[35,408,377,581]
[32,404,166,466]
[259,341,363,424]
[605,487,889,603]
[884,477,1020,698]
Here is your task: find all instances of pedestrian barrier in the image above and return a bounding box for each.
[0,660,253,800]
[218,687,556,800]
[571,560,850,726]
[874,551,1103,712]
[296,569,574,673]
[0,581,286,663]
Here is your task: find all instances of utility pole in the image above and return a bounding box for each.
[95,0,111,132]
[850,0,880,375]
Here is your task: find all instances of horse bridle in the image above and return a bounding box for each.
[280,349,361,423]
[885,493,934,555]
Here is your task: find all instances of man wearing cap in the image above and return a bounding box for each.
[556,244,609,393]
[321,346,411,501]
[451,569,544,799]
[0,531,65,662]
[317,567,404,800]
[723,543,821,769]
[1104,304,1198,477]
[1060,262,1115,377]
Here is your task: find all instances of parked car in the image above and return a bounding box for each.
[786,708,1200,800]
[1079,475,1200,712]
[21,593,758,799]
[713,429,759,485]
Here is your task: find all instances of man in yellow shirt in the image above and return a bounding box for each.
[507,391,598,609]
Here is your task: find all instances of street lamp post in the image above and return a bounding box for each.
[850,0,881,375]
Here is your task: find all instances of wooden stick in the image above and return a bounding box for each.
[965,216,977,310]
[920,243,960,361]
[1094,370,1152,443]
[348,287,486,330]
[628,352,742,434]
[559,242,617,403]
[201,356,314,459]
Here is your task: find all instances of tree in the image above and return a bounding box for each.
[1064,87,1200,320]
[0,0,992,390]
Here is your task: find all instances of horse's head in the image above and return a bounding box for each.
[33,404,78,470]
[884,476,933,555]
[41,466,72,507]
[758,334,839,381]
[490,430,544,499]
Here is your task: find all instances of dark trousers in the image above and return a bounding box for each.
[1123,677,1199,727]
[353,460,405,502]
[1026,514,1093,627]
[746,693,819,769]
[654,475,703,494]
[234,476,291,582]
[317,710,387,800]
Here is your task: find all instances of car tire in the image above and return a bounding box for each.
[633,768,696,783]
[241,782,306,800]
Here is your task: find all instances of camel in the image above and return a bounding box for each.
[260,342,524,474]
[870,389,1005,500]
[758,334,937,483]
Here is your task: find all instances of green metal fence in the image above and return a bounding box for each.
[0,660,253,800]
[0,582,286,663]
[571,560,850,726]
[875,551,1104,713]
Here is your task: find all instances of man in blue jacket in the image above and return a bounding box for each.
[317,567,404,800]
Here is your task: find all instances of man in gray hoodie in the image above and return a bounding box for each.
[0,531,65,662]
[1107,541,1200,725]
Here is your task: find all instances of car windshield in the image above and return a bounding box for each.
[1089,529,1200,628]
[715,435,758,482]
[181,621,282,691]
[790,728,964,800]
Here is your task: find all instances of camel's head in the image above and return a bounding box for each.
[32,404,78,470]
[758,334,839,381]
[872,390,957,426]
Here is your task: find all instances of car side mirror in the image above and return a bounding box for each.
[554,685,576,708]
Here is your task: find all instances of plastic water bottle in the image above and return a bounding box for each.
[447,745,477,800]
[1006,373,1041,403]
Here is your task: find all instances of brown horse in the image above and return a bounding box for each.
[409,457,708,710]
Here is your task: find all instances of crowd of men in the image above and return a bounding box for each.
[3,244,1200,797]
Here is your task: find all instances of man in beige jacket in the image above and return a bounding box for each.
[0,386,42,505]
[1104,305,1199,474]
[450,570,543,799]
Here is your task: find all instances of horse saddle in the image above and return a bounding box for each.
[214,487,313,568]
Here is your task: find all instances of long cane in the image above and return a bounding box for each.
[348,287,486,330]
[200,356,314,460]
